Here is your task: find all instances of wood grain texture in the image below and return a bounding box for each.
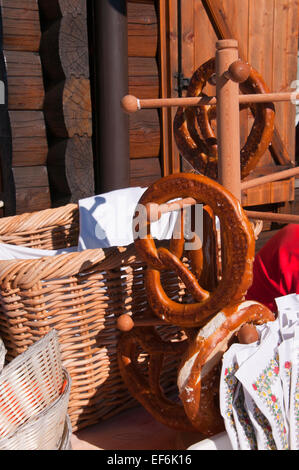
[9,111,48,166]
[40,14,89,81]
[186,0,298,207]
[202,0,292,168]
[0,0,51,215]
[158,0,181,176]
[38,0,86,20]
[129,109,160,158]
[130,157,162,187]
[4,50,44,110]
[128,2,158,57]
[272,0,299,161]
[2,0,41,52]
[15,186,51,214]
[39,0,94,208]
[47,136,95,204]
[12,165,49,188]
[44,77,92,138]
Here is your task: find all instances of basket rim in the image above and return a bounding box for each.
[0,244,140,289]
[0,204,78,236]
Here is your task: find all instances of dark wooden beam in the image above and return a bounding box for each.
[88,0,130,193]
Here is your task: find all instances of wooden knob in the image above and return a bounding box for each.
[121,95,139,113]
[237,323,259,344]
[227,60,251,83]
[117,314,135,332]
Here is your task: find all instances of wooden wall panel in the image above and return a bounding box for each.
[9,111,48,167]
[159,0,180,175]
[129,109,160,158]
[2,0,51,214]
[128,0,162,185]
[39,0,94,206]
[179,0,298,208]
[130,157,161,187]
[128,2,158,57]
[2,0,41,52]
[272,0,298,160]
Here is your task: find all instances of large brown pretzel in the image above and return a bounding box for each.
[117,301,274,435]
[134,173,255,328]
[117,326,196,432]
[117,174,275,436]
[177,300,275,435]
[173,58,275,180]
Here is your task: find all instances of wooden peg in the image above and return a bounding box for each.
[224,60,251,83]
[117,314,166,332]
[121,94,139,114]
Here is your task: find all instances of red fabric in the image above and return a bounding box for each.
[245,224,299,312]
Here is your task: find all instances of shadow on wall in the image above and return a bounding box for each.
[109,0,127,15]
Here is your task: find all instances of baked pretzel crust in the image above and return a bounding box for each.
[177,300,275,435]
[134,173,255,327]
[173,58,275,180]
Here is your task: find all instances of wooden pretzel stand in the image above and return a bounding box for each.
[117,39,299,449]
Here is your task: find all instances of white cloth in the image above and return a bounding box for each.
[219,293,299,450]
[77,187,180,250]
[0,243,77,260]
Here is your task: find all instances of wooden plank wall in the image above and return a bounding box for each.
[128,0,162,187]
[1,0,51,214]
[179,0,298,208]
[39,0,94,206]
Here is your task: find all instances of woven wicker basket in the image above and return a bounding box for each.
[0,204,185,431]
[60,416,72,450]
[0,330,71,449]
[0,337,5,372]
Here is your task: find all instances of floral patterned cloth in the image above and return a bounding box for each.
[220,293,299,450]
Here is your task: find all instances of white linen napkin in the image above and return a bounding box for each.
[77,187,179,250]
[219,293,299,451]
[0,243,76,260]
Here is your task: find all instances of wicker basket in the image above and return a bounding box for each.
[0,330,71,449]
[0,204,185,431]
[0,337,5,372]
[60,416,72,450]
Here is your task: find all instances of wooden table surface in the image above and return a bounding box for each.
[71,406,204,451]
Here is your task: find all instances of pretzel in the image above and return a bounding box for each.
[134,172,255,327]
[117,301,274,434]
[117,326,196,432]
[173,58,275,180]
[177,300,275,435]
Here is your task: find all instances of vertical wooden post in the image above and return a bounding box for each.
[215,39,241,200]
[91,0,130,194]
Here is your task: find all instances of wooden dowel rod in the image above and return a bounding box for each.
[216,39,241,200]
[117,314,165,332]
[146,197,196,221]
[146,198,299,225]
[239,92,299,104]
[121,92,299,113]
[245,210,299,224]
[241,167,299,190]
[121,95,216,113]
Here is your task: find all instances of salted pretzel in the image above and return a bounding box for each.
[177,300,275,435]
[173,58,275,180]
[134,172,255,328]
[117,173,275,435]
[117,326,196,432]
[117,301,274,435]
